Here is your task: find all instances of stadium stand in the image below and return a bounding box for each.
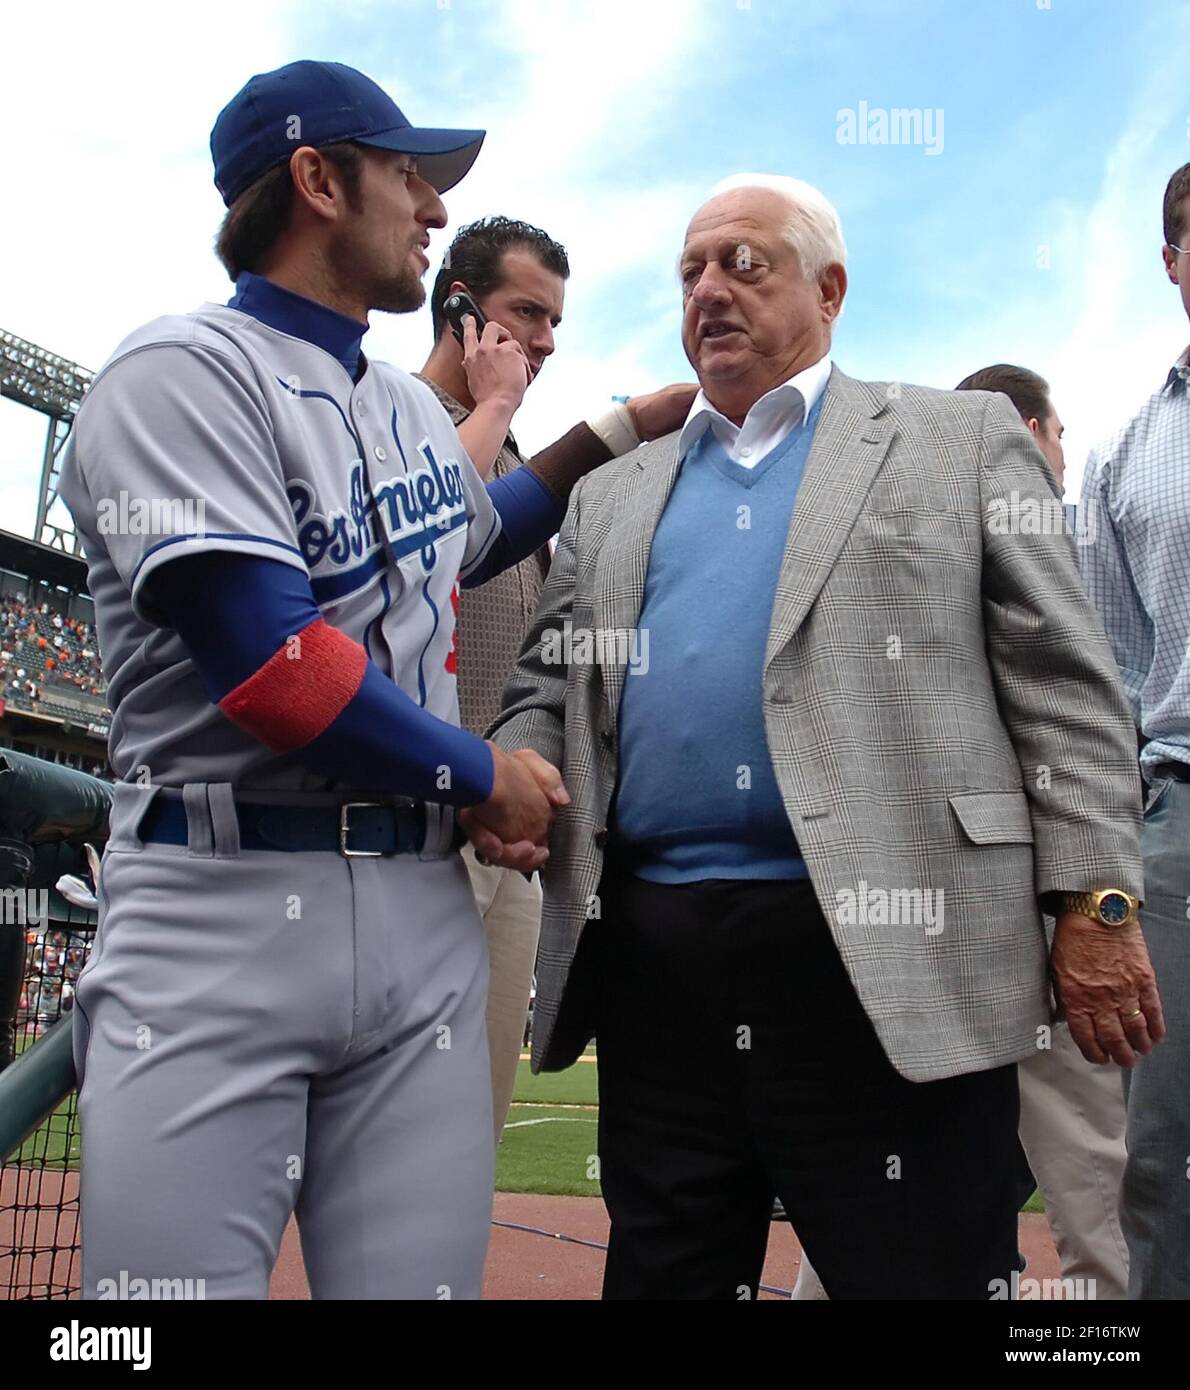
[0,530,110,779]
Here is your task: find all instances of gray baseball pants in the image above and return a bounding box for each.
[73,782,493,1300]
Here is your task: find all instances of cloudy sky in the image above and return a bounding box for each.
[4,0,1190,541]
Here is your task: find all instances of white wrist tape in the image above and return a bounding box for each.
[587,401,641,458]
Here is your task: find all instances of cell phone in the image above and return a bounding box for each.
[443,291,487,346]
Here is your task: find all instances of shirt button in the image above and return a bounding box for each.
[374,446,387,462]
[740,446,753,458]
[357,400,367,414]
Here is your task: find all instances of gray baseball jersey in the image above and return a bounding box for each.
[64,295,506,1299]
[59,303,501,790]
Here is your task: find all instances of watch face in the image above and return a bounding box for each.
[1099,892,1131,926]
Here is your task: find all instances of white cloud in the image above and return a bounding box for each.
[17,0,1185,536]
[1,0,292,539]
[1,0,718,537]
[365,0,716,450]
[1045,37,1190,497]
[836,14,1190,502]
[1,0,290,360]
[0,399,48,537]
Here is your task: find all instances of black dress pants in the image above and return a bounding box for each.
[592,873,1021,1300]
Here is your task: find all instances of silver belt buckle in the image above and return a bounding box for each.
[339,801,387,858]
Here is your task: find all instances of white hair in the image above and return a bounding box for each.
[705,173,847,280]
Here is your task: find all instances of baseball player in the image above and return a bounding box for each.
[60,60,570,1300]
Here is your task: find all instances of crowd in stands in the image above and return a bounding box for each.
[0,597,109,720]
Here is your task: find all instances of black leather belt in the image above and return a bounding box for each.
[1151,761,1190,784]
[139,795,459,857]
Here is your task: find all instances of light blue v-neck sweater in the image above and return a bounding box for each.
[613,392,824,882]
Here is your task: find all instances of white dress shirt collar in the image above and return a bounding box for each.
[677,354,833,466]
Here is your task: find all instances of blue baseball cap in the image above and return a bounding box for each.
[211,60,485,207]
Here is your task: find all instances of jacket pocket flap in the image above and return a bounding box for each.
[948,790,1034,845]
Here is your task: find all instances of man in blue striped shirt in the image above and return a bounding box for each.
[1078,161,1190,1300]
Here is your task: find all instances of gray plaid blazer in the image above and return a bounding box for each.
[488,367,1144,1082]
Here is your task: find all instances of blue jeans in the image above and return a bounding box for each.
[1121,775,1190,1299]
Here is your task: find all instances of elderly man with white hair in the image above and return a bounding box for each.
[483,176,1161,1299]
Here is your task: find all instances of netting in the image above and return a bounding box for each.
[0,892,93,1299]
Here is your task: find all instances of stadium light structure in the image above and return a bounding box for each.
[0,329,93,555]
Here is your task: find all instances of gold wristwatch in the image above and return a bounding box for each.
[1056,889,1140,928]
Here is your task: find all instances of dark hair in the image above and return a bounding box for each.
[955,363,1051,425]
[214,141,367,281]
[429,216,569,338]
[1163,162,1190,249]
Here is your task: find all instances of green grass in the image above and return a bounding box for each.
[499,1058,601,1194]
[497,1105,601,1196]
[510,1057,598,1107]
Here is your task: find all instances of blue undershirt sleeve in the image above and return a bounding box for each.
[146,552,494,804]
[463,467,563,588]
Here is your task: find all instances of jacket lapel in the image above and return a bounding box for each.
[593,434,682,731]
[765,367,895,666]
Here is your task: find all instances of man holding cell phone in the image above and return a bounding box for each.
[419,216,695,1145]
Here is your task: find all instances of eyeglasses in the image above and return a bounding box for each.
[1168,242,1190,256]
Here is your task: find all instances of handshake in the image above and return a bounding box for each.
[457,744,569,873]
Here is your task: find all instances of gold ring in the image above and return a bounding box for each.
[1124,1009,1143,1019]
